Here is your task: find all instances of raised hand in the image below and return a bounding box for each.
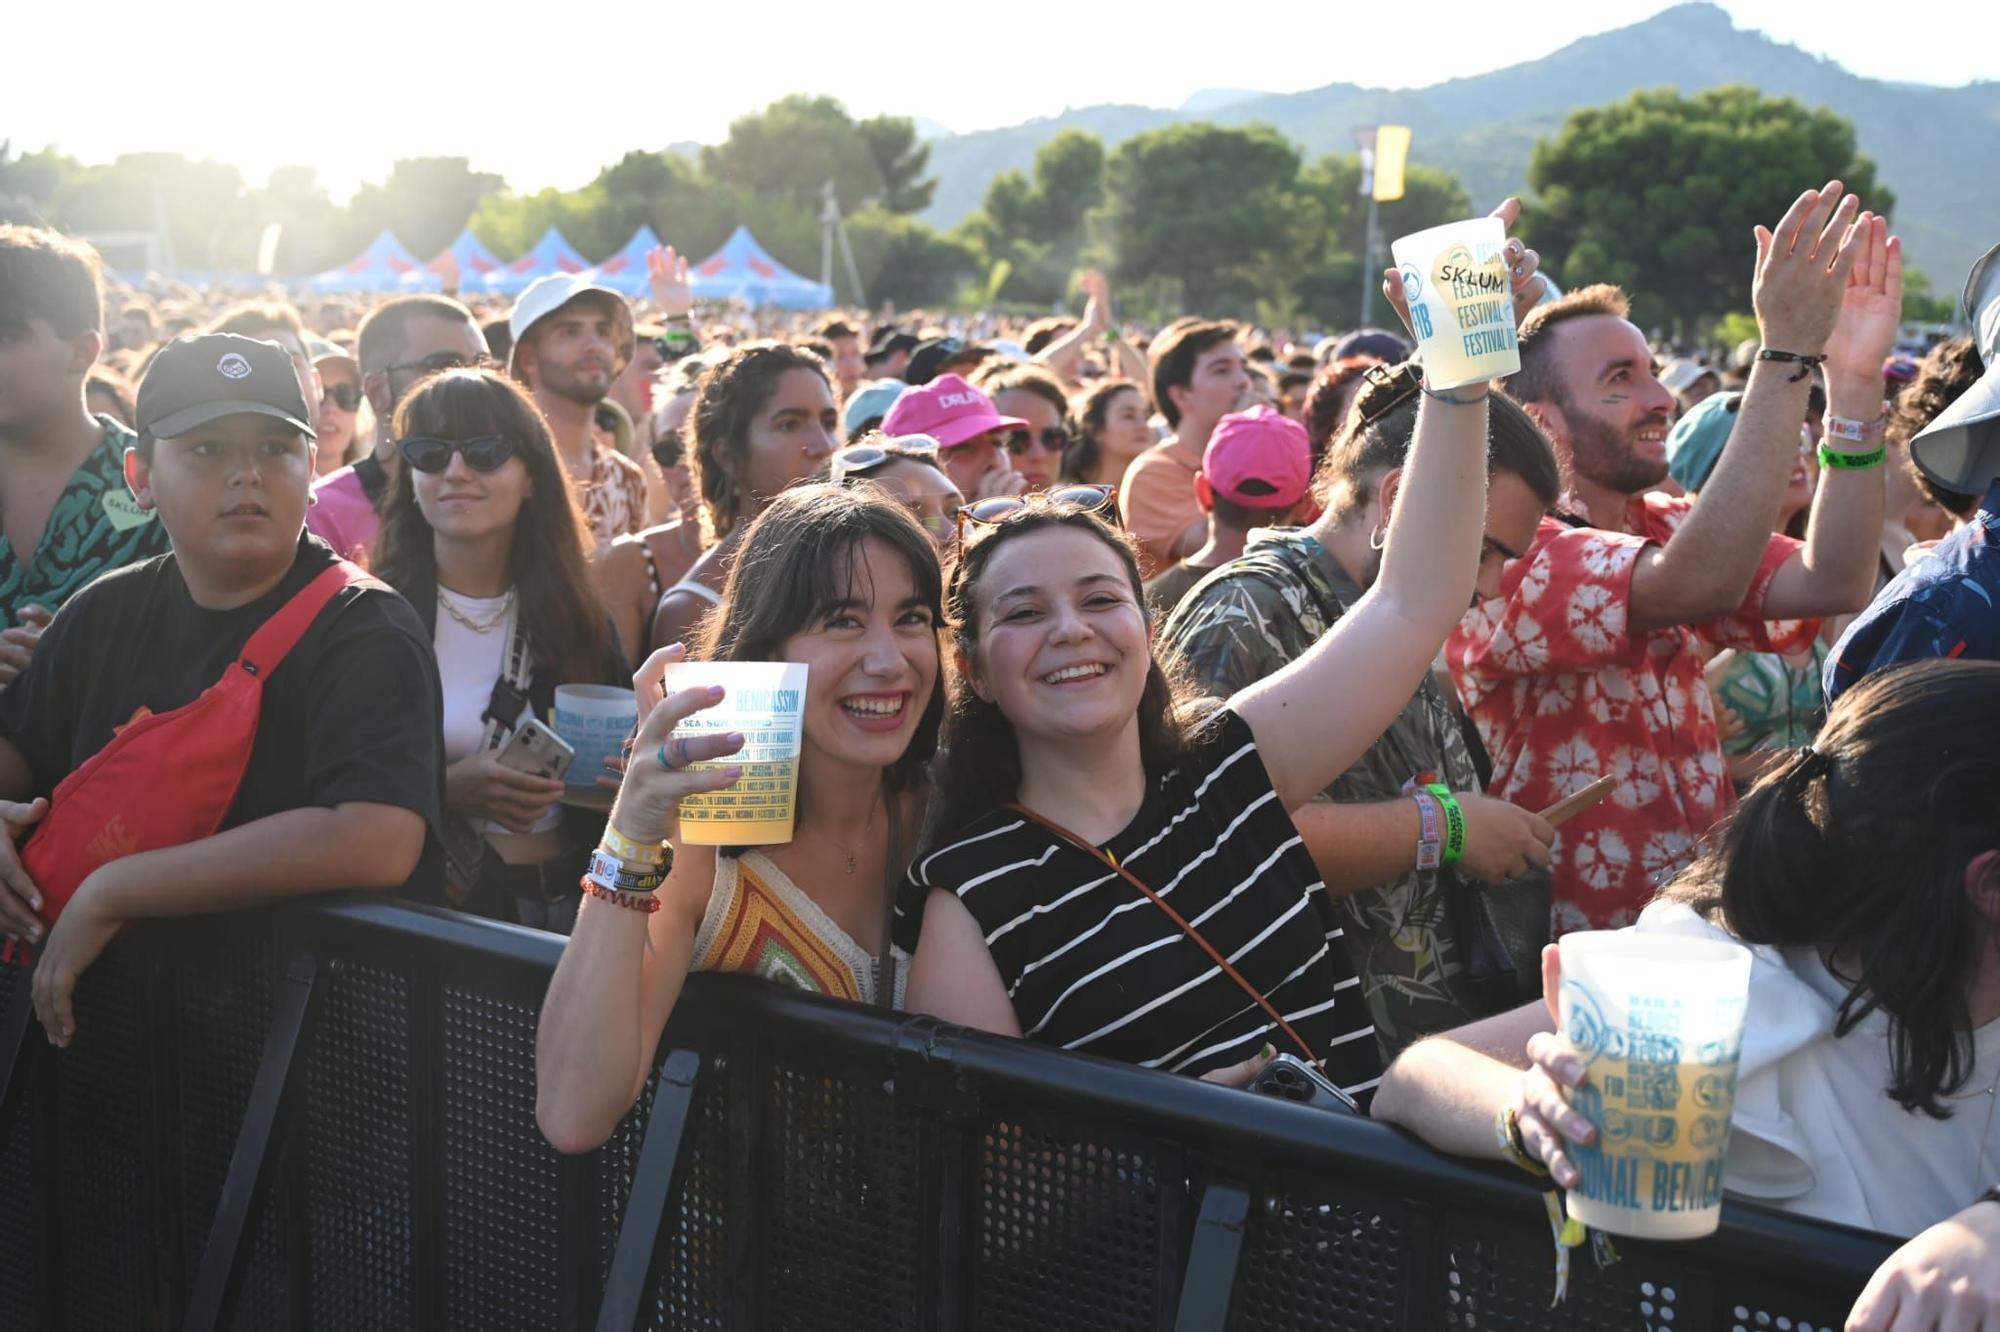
[1753,181,1867,358]
[1820,213,1903,386]
[647,245,693,320]
[1380,196,1543,338]
[611,643,747,844]
[1080,269,1112,333]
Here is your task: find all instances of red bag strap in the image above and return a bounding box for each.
[1003,800,1327,1072]
[237,561,370,677]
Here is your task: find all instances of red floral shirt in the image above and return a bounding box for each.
[1446,494,1817,932]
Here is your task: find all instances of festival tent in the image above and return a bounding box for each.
[478,226,592,296]
[586,224,664,297]
[304,230,440,294]
[688,226,833,309]
[431,228,505,287]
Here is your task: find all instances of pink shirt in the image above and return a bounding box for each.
[307,465,381,566]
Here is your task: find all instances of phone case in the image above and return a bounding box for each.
[497,721,575,783]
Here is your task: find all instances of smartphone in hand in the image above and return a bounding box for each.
[495,719,575,784]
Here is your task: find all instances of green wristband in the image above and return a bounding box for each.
[1423,784,1467,865]
[1817,443,1886,471]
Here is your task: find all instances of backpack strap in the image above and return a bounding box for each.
[238,560,371,678]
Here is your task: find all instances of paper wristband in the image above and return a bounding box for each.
[1423,784,1467,865]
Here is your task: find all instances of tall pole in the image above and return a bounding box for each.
[1358,194,1381,327]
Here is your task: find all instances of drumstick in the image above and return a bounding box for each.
[1538,775,1616,828]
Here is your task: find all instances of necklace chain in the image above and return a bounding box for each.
[438,587,514,635]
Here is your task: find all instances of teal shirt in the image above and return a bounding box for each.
[0,415,168,627]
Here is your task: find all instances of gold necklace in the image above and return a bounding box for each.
[815,791,881,875]
[438,587,514,635]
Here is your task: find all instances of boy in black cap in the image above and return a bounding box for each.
[0,333,445,1045]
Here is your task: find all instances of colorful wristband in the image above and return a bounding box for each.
[601,824,669,868]
[1817,443,1886,471]
[1823,406,1887,444]
[588,850,665,895]
[580,877,661,914]
[1409,791,1444,872]
[1423,784,1467,865]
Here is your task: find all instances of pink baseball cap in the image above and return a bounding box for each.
[879,373,1027,448]
[1203,406,1311,509]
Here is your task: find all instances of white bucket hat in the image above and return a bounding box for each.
[507,274,635,380]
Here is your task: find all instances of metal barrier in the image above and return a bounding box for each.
[0,894,1897,1331]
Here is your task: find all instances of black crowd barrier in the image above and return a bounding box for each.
[0,894,1897,1331]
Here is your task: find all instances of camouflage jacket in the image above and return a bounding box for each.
[1159,528,1508,1057]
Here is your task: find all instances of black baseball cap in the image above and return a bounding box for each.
[136,334,317,441]
[866,328,919,363]
[904,337,974,387]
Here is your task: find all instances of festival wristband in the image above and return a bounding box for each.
[601,824,669,867]
[580,877,661,914]
[1423,784,1467,865]
[588,850,665,894]
[1755,348,1825,382]
[1817,443,1886,471]
[1409,791,1444,872]
[1823,407,1887,444]
[1495,1104,1550,1177]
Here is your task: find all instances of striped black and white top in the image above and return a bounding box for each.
[896,710,1381,1096]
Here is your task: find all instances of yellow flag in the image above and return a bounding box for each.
[1373,125,1411,202]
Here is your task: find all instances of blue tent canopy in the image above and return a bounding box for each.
[587,225,663,297]
[477,226,591,297]
[689,226,832,309]
[431,228,505,288]
[305,230,440,294]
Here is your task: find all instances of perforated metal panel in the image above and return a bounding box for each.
[0,961,37,1329]
[1230,1183,1412,1329]
[761,1061,921,1329]
[973,1116,1176,1332]
[645,1052,732,1331]
[305,959,414,1329]
[442,984,562,1329]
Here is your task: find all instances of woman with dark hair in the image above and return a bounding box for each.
[975,363,1072,492]
[537,485,946,1152]
[898,351,1501,1095]
[830,433,964,558]
[1061,378,1153,488]
[650,342,839,653]
[373,368,626,929]
[1372,657,2000,1330]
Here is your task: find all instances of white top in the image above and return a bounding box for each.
[664,577,722,607]
[1634,900,2000,1237]
[434,588,559,837]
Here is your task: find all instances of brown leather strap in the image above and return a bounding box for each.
[1004,801,1326,1072]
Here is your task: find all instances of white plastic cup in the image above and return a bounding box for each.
[662,661,808,846]
[552,685,639,793]
[1389,216,1522,391]
[1555,929,1753,1240]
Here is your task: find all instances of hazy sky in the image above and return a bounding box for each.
[5,0,1980,202]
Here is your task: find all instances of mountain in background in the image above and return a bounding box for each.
[917,3,2000,289]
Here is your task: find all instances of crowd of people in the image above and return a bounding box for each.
[2,176,1997,1327]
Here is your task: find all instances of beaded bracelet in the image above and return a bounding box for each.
[601,823,668,868]
[580,877,661,914]
[1817,443,1886,471]
[1409,790,1444,872]
[1422,783,1468,865]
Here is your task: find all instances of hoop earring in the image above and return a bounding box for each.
[1368,524,1387,552]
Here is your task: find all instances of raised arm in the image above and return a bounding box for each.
[1628,184,1867,633]
[1762,213,1900,620]
[1233,387,1490,810]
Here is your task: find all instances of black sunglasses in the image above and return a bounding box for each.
[1005,426,1070,454]
[321,382,362,412]
[383,351,498,380]
[651,427,684,471]
[398,434,520,474]
[956,484,1120,544]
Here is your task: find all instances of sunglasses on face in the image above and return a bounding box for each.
[1005,427,1069,455]
[955,483,1120,544]
[397,434,521,473]
[321,382,362,412]
[384,351,498,380]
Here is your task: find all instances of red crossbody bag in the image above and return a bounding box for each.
[4,561,367,963]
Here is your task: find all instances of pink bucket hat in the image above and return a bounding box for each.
[879,373,1027,448]
[1203,406,1312,509]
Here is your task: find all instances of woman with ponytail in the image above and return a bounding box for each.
[1372,658,2000,1330]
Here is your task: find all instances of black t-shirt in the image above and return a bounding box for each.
[0,534,446,901]
[898,710,1380,1094]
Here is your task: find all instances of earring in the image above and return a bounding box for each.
[1368,524,1387,552]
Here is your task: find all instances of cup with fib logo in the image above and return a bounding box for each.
[1390,217,1522,391]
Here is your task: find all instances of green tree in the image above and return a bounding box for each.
[1099,123,1322,318]
[845,208,979,306]
[1521,86,1892,334]
[0,142,81,223]
[1292,155,1472,328]
[855,116,936,214]
[956,130,1107,306]
[702,95,885,213]
[50,153,252,272]
[1900,268,1959,325]
[340,157,506,262]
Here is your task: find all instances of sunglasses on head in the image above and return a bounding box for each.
[321,382,362,412]
[832,436,942,482]
[384,351,498,380]
[1005,426,1070,454]
[955,484,1120,544]
[1356,360,1425,426]
[397,434,521,474]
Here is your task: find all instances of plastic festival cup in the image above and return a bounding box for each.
[553,684,639,797]
[662,661,808,847]
[1389,216,1522,391]
[1555,930,1753,1240]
